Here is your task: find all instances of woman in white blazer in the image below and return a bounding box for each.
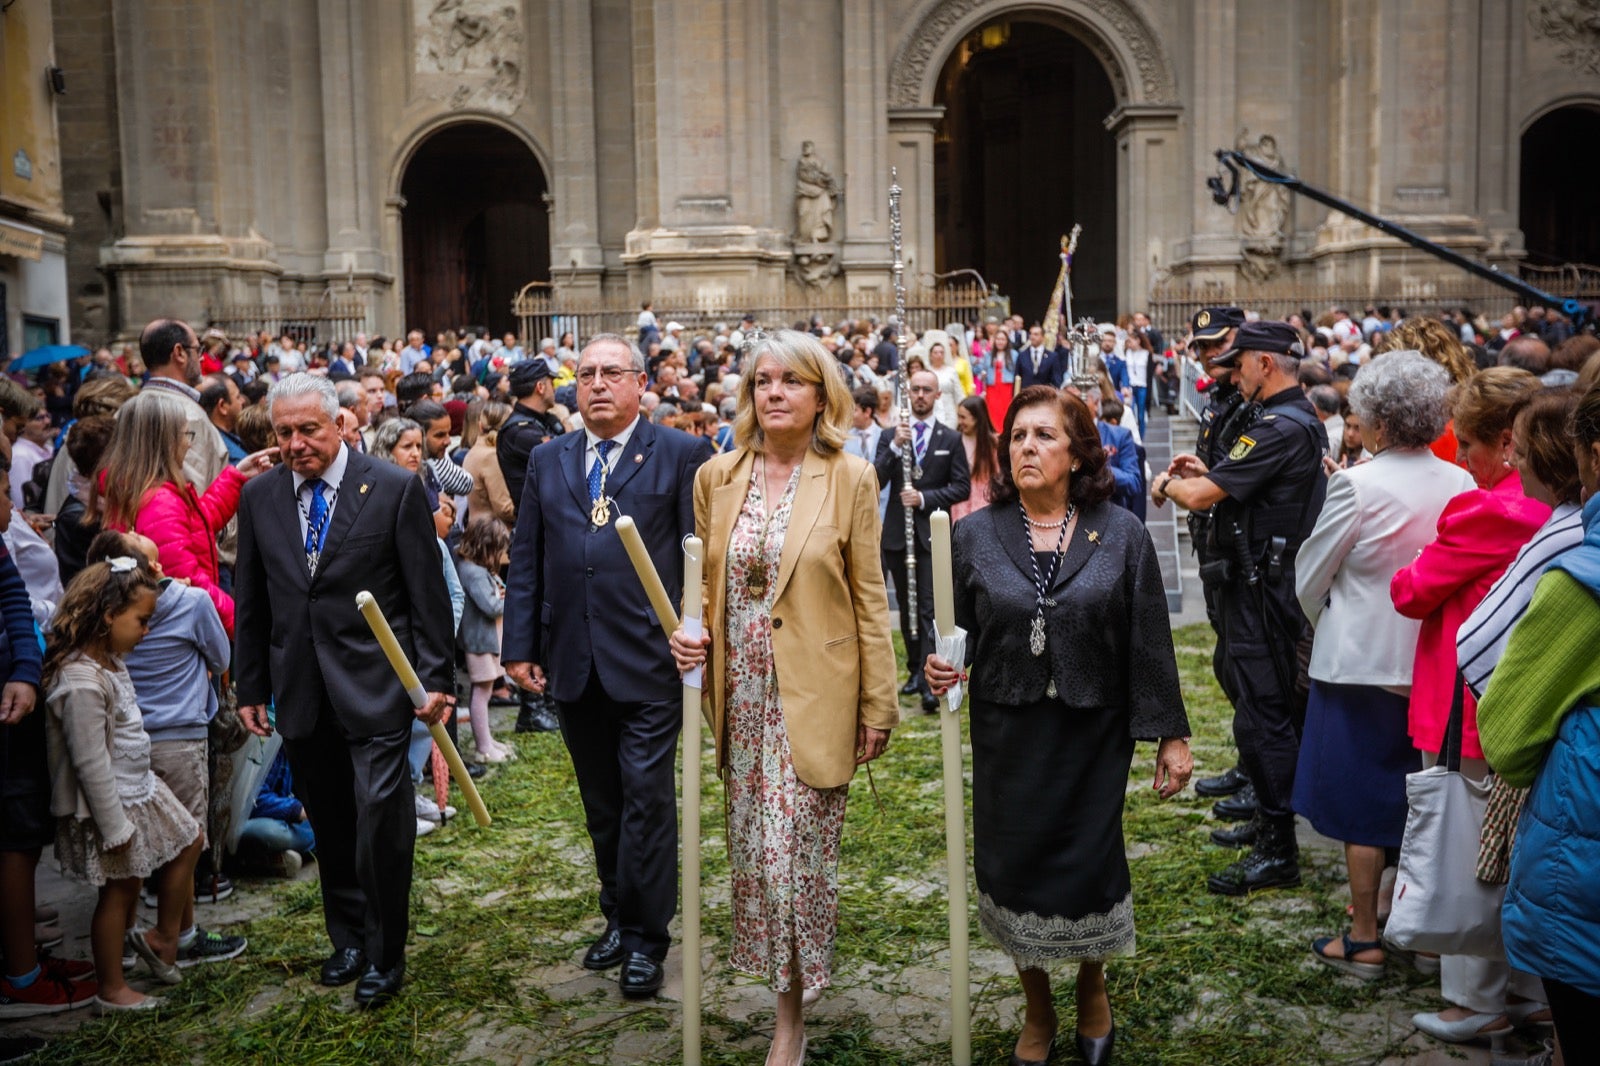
[1292,351,1476,980]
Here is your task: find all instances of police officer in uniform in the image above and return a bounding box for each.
[1152,321,1326,895]
[1173,308,1259,823]
[497,359,566,733]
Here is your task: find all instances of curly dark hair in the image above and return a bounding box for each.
[989,386,1114,508]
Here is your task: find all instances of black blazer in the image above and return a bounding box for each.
[234,448,455,740]
[501,417,712,705]
[951,501,1189,740]
[873,419,971,553]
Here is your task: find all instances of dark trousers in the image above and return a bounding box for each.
[283,708,415,970]
[1547,978,1600,1061]
[556,670,680,961]
[882,546,934,685]
[1218,579,1307,825]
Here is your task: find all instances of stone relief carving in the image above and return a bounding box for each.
[794,141,841,243]
[1235,128,1290,282]
[1529,0,1600,75]
[790,247,842,289]
[414,0,525,114]
[889,0,1178,108]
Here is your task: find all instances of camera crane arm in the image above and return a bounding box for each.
[1209,148,1588,326]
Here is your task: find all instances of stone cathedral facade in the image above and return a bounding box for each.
[46,0,1600,340]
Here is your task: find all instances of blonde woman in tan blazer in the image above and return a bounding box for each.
[671,329,897,1066]
[462,401,515,525]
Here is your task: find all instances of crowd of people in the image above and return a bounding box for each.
[0,298,1594,1066]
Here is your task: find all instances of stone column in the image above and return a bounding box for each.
[1107,105,1183,310]
[840,0,892,297]
[1183,0,1239,278]
[317,0,386,324]
[885,107,943,296]
[548,0,605,298]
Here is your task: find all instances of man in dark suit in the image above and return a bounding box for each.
[1016,325,1062,390]
[875,368,971,711]
[235,375,454,1009]
[502,334,711,1000]
[1066,383,1144,516]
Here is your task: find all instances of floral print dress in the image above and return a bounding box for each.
[724,464,849,993]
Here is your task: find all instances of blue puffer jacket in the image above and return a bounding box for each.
[1501,521,1600,997]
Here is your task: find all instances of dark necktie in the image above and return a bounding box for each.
[588,440,616,501]
[913,421,928,465]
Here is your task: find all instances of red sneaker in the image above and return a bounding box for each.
[39,956,97,983]
[0,974,96,1018]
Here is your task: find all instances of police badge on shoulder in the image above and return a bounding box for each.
[1229,435,1256,460]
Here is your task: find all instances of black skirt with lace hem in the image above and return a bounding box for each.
[971,695,1137,967]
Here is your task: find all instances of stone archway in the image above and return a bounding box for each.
[889,0,1180,315]
[393,119,551,338]
[1519,102,1600,267]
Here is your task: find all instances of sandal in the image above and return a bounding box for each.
[1311,932,1385,981]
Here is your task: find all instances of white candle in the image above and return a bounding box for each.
[929,512,971,1066]
[356,592,491,827]
[680,535,704,1066]
[616,516,681,634]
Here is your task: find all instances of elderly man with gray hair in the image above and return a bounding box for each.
[1291,351,1476,979]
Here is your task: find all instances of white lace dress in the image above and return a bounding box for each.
[52,658,199,885]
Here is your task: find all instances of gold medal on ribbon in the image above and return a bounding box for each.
[591,496,611,527]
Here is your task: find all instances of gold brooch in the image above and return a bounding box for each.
[359,483,370,495]
[1087,530,1100,543]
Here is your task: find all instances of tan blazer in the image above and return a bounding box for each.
[463,439,515,525]
[695,447,899,789]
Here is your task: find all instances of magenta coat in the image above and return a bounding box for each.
[119,466,246,636]
[1390,470,1550,758]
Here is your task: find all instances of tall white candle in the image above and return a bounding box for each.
[929,511,971,1066]
[616,516,681,634]
[680,535,703,1066]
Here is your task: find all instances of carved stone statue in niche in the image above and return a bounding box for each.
[794,141,841,244]
[1235,128,1290,282]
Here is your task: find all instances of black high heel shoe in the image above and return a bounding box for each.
[1075,1016,1115,1066]
[1008,1037,1054,1066]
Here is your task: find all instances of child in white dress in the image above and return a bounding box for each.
[44,555,199,1011]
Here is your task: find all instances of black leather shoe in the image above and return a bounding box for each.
[514,706,539,733]
[618,952,664,999]
[529,707,560,733]
[921,692,939,713]
[1212,783,1258,822]
[1195,765,1250,797]
[353,961,405,1008]
[582,929,625,971]
[899,677,923,696]
[319,947,367,987]
[1075,1023,1115,1066]
[465,761,488,779]
[1208,821,1301,896]
[1210,818,1258,849]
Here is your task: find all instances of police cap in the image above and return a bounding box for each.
[1209,320,1305,368]
[1191,306,1246,343]
[508,359,551,397]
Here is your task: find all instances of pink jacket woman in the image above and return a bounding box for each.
[1390,470,1549,757]
[125,468,248,636]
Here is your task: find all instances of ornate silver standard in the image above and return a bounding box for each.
[889,167,918,642]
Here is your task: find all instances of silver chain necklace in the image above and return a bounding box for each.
[1023,502,1075,659]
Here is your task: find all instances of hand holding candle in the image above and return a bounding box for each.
[356,591,491,827]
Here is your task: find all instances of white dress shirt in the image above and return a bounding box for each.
[585,415,641,479]
[292,443,350,546]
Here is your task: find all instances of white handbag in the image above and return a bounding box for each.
[1385,674,1505,957]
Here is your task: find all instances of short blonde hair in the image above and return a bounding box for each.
[733,330,850,454]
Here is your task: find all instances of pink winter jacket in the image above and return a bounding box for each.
[119,466,246,637]
[1390,471,1550,759]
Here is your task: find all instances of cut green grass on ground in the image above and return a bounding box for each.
[31,625,1459,1064]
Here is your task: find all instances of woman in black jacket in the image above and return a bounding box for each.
[928,385,1191,1066]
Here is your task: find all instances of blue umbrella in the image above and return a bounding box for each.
[9,344,90,372]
